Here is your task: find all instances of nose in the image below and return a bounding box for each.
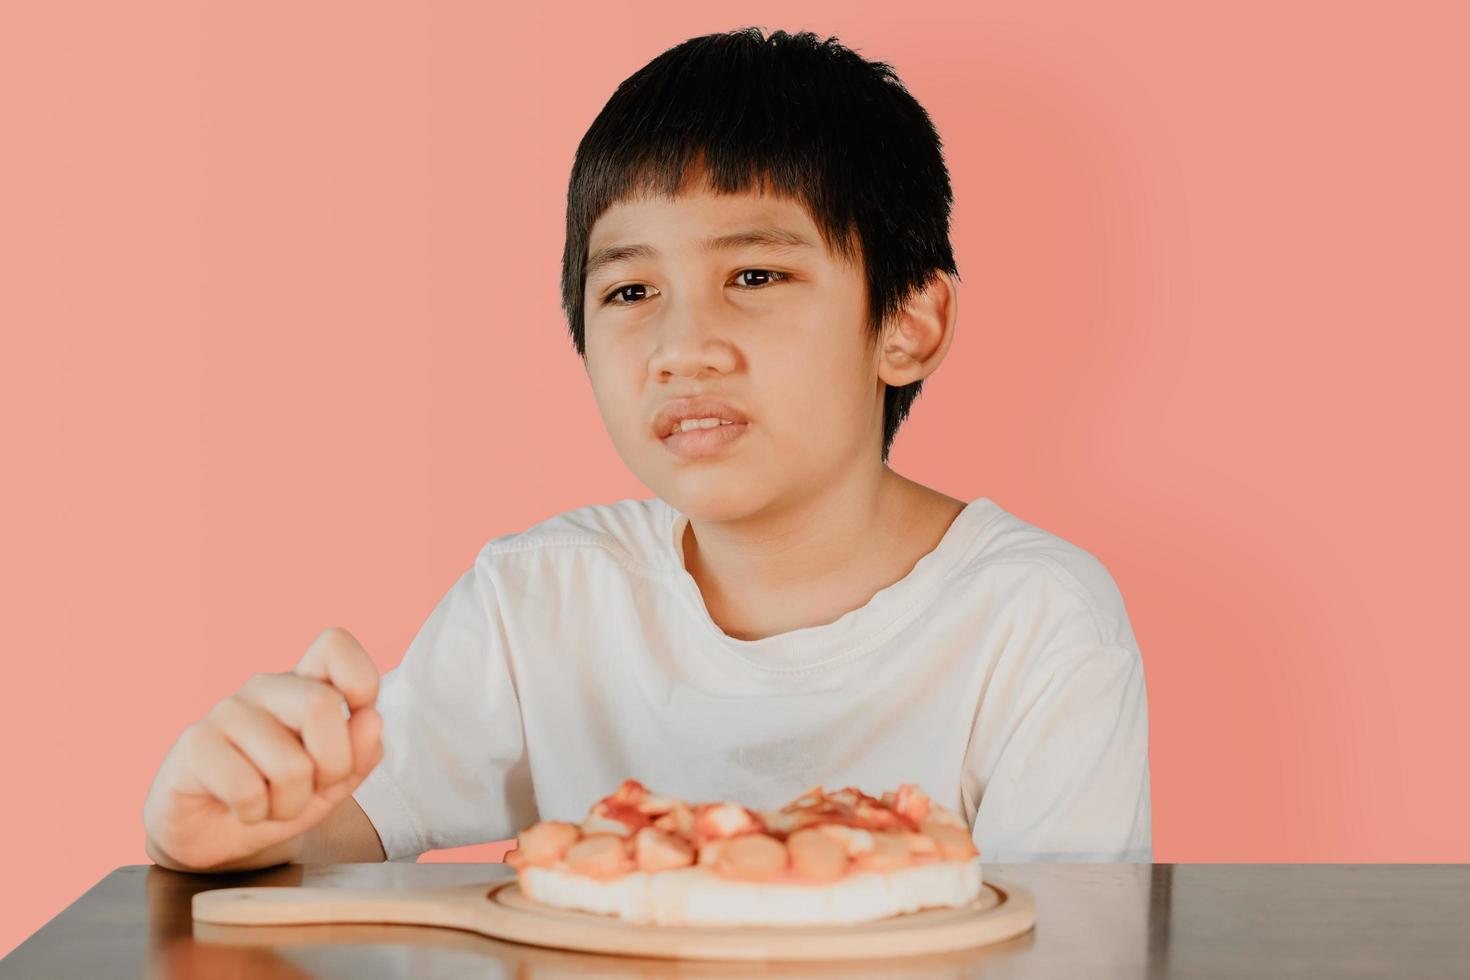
[647,292,739,380]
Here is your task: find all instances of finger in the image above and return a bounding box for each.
[206,696,317,822]
[183,723,270,825]
[236,673,353,789]
[276,709,382,833]
[346,706,384,779]
[295,626,379,711]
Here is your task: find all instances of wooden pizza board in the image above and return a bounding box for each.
[192,875,1036,961]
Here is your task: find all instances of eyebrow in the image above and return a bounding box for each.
[585,225,817,285]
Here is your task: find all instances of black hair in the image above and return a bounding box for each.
[561,27,958,462]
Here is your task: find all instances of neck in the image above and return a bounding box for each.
[677,466,966,640]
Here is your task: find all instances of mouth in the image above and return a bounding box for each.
[659,420,751,459]
[651,396,752,458]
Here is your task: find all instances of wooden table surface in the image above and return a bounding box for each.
[3,862,1466,978]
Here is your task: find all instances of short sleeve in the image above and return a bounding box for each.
[967,639,1153,862]
[352,558,535,861]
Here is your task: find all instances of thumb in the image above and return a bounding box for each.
[311,725,379,812]
[346,706,384,779]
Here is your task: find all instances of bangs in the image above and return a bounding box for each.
[566,109,864,273]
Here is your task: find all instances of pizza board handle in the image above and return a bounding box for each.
[193,881,493,930]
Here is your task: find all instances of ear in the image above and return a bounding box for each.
[875,271,958,388]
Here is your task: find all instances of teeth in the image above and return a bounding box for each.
[674,418,736,434]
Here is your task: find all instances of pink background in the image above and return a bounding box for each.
[3,0,1467,957]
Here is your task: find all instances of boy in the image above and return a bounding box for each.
[143,27,1151,873]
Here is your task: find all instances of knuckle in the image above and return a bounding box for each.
[177,722,201,758]
[233,785,268,816]
[284,751,315,785]
[205,695,238,724]
[317,625,349,650]
[182,720,214,754]
[310,686,345,721]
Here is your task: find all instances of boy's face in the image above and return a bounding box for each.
[581,184,883,521]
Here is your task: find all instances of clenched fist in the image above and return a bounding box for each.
[143,626,384,872]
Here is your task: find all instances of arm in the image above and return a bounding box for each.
[299,795,387,863]
[146,796,386,872]
[967,639,1153,862]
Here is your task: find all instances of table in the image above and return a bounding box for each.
[3,863,1466,977]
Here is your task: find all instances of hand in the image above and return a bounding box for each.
[142,627,383,871]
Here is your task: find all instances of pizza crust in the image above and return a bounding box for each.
[520,856,984,927]
[507,780,984,927]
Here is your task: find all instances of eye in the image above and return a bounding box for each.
[733,269,789,290]
[603,283,657,306]
[599,270,790,307]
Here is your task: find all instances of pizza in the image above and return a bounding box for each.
[503,779,982,927]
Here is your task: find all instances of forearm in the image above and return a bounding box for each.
[144,831,306,874]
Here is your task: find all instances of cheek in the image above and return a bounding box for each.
[585,356,655,452]
[584,356,628,419]
[758,344,870,442]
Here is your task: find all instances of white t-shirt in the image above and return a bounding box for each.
[353,495,1152,864]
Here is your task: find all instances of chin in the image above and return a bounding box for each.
[650,473,776,523]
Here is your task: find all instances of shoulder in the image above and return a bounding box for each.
[472,496,675,580]
[960,501,1137,651]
